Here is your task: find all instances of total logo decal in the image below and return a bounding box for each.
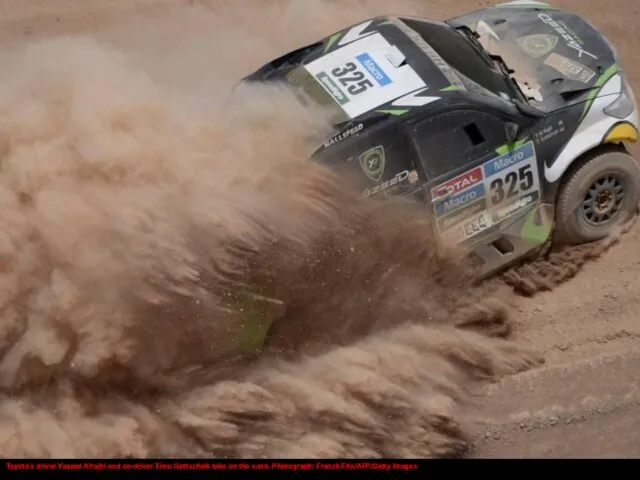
[432,141,541,243]
[431,166,483,199]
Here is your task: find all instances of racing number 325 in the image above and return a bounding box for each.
[489,165,534,205]
[331,62,374,95]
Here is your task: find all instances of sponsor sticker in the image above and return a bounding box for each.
[434,183,485,217]
[517,34,558,58]
[482,142,535,178]
[433,141,541,235]
[533,120,566,144]
[323,123,364,148]
[482,141,541,223]
[544,52,596,84]
[359,145,385,181]
[362,169,410,198]
[431,166,483,199]
[445,211,493,244]
[316,72,349,105]
[355,53,392,86]
[494,191,539,222]
[436,199,486,232]
[304,32,427,119]
[538,13,597,60]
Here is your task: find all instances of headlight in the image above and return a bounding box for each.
[604,79,637,119]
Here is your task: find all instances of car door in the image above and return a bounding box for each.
[319,121,426,202]
[410,108,542,246]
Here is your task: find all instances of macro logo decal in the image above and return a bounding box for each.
[355,53,392,86]
[517,34,558,58]
[359,146,386,181]
[433,183,486,218]
[315,72,349,105]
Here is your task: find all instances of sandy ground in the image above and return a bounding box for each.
[0,0,638,459]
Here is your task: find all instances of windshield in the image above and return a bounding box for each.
[283,17,527,126]
[398,18,523,102]
[286,64,351,125]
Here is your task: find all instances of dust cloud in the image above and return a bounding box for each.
[0,0,548,458]
[500,216,638,296]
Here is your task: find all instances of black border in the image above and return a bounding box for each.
[3,458,631,475]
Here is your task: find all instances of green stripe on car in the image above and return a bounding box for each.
[580,64,618,120]
[495,137,530,155]
[324,33,341,53]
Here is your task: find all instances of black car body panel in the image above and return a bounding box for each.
[239,3,636,278]
[447,3,618,113]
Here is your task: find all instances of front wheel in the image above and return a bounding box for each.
[554,146,640,245]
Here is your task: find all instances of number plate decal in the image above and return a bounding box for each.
[444,211,493,243]
[304,33,426,119]
[482,141,540,223]
[432,141,540,245]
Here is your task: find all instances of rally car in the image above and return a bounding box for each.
[240,0,640,278]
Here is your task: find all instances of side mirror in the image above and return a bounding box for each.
[504,122,520,143]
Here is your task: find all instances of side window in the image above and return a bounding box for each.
[413,110,507,178]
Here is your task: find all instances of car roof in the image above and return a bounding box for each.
[299,16,519,124]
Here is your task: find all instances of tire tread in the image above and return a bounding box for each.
[554,145,640,245]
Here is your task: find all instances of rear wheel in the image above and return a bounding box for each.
[555,146,640,245]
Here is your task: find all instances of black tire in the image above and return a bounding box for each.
[555,146,640,245]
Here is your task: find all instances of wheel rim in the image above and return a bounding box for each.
[582,174,625,226]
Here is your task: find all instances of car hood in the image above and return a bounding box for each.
[447,3,619,112]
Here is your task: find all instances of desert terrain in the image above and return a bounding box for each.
[0,0,638,459]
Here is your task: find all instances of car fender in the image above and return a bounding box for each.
[544,73,639,184]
